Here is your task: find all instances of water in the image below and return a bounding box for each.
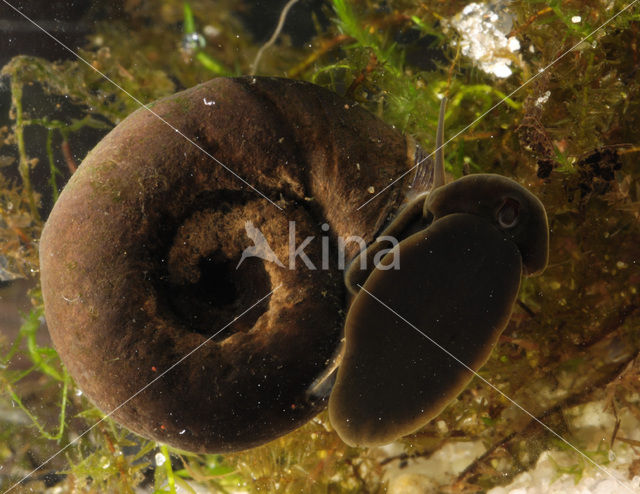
[0,1,639,493]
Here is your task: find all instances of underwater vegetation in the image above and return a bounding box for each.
[0,0,639,492]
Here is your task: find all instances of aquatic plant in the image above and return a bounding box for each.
[1,0,639,492]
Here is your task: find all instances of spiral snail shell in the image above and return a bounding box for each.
[39,76,421,453]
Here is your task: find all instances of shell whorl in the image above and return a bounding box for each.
[39,76,417,452]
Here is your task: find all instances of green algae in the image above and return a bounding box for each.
[0,0,639,492]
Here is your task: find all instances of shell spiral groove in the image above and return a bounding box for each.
[39,77,418,452]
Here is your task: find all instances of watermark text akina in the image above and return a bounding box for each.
[237,220,400,271]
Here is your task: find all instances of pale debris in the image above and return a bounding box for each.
[488,400,640,493]
[450,1,521,78]
[155,452,166,467]
[535,90,551,107]
[376,398,640,493]
[381,440,486,492]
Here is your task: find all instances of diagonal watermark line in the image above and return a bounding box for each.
[0,0,283,211]
[2,285,280,494]
[356,284,637,493]
[1,0,635,490]
[357,0,640,211]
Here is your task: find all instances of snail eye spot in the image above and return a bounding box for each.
[497,197,520,229]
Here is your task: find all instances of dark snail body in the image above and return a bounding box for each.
[39,77,419,453]
[330,213,523,446]
[330,105,549,446]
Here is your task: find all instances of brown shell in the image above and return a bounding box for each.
[39,76,415,452]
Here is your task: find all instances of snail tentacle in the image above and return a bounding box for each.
[345,97,448,297]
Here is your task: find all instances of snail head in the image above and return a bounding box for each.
[421,97,549,276]
[425,175,549,276]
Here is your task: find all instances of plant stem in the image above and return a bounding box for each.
[10,78,40,222]
[162,444,177,494]
[46,129,60,203]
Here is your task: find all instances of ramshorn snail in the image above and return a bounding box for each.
[40,76,548,453]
